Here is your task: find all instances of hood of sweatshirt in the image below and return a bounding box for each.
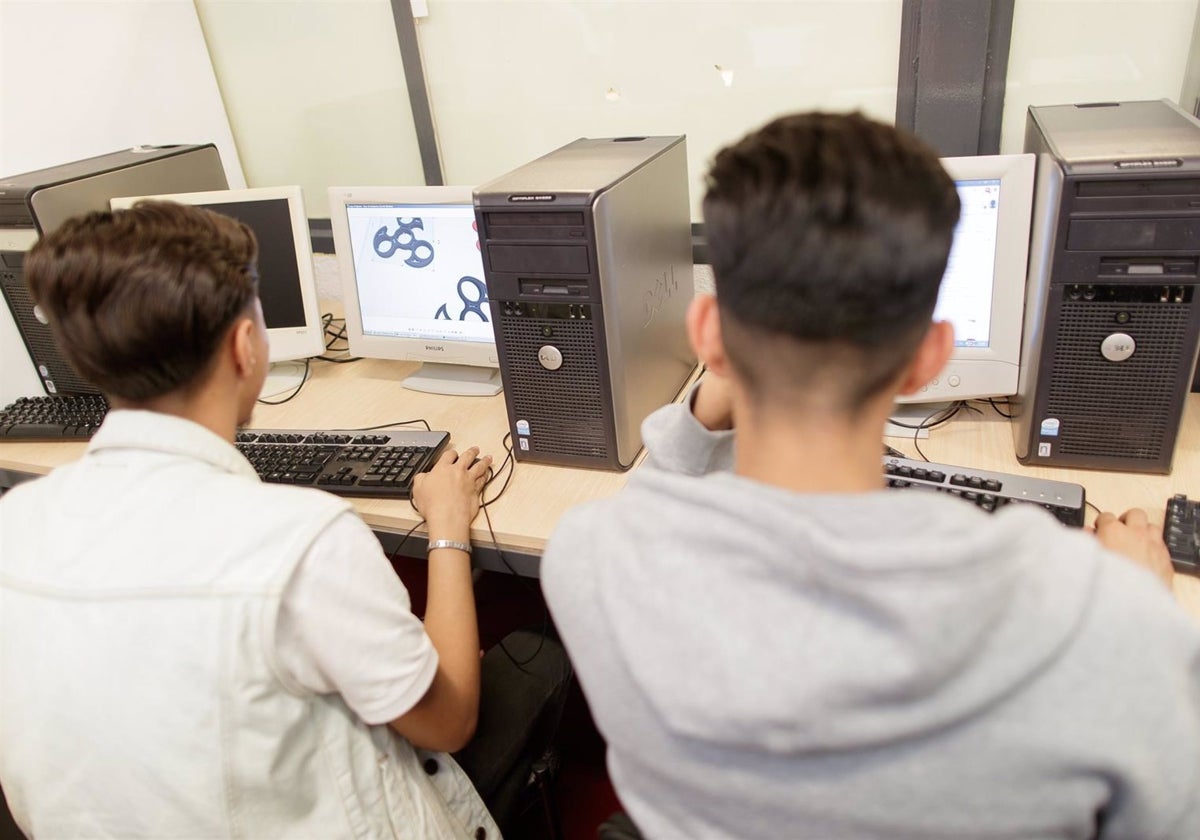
[578,466,1101,754]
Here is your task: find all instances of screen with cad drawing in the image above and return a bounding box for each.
[345,203,494,344]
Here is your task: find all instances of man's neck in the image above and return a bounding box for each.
[110,383,242,443]
[732,401,890,494]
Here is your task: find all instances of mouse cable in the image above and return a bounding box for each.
[481,433,516,508]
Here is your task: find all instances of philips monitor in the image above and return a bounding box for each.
[888,152,1036,432]
[328,185,501,397]
[110,186,324,397]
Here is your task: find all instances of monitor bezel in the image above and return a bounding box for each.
[328,185,499,373]
[895,152,1036,405]
[109,185,325,364]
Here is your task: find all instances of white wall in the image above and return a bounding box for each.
[194,0,425,218]
[417,0,904,220]
[1001,0,1200,153]
[0,0,244,406]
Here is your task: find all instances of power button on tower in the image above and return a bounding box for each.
[537,345,563,371]
[1100,332,1135,362]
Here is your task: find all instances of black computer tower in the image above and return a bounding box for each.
[0,145,227,395]
[1012,100,1200,474]
[474,137,695,470]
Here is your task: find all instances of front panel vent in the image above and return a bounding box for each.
[498,315,608,459]
[1,267,97,395]
[1046,295,1193,460]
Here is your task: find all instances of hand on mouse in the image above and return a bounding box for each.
[1093,508,1175,589]
[412,446,492,540]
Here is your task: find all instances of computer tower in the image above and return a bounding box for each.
[475,136,695,470]
[1012,100,1200,474]
[0,145,227,395]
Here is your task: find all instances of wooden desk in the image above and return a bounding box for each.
[1,360,1198,614]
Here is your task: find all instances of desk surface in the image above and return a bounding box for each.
[2,355,1198,615]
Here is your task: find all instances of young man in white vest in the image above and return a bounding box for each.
[0,201,569,838]
[542,112,1200,838]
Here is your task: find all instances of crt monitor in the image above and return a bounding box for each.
[889,152,1036,427]
[109,186,325,397]
[328,185,501,397]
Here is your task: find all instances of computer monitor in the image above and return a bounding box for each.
[109,186,325,397]
[889,152,1036,431]
[328,185,501,397]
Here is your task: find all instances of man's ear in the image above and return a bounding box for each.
[229,317,259,381]
[686,293,733,376]
[896,321,954,396]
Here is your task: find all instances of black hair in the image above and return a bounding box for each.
[25,201,259,402]
[703,111,961,411]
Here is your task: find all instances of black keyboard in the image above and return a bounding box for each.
[883,455,1087,527]
[0,394,109,440]
[236,428,450,499]
[1164,494,1200,575]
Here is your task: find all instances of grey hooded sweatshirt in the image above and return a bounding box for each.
[541,396,1200,840]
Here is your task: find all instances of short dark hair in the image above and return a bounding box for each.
[25,201,259,402]
[703,111,961,411]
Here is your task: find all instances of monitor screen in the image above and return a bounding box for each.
[935,178,1001,350]
[109,186,325,375]
[330,186,501,397]
[892,152,1036,416]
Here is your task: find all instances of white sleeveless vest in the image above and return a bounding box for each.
[0,411,498,839]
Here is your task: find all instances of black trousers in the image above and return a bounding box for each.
[453,629,573,830]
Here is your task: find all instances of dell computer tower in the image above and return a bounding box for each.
[475,136,695,470]
[1013,100,1200,474]
[0,145,227,396]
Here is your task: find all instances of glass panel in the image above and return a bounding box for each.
[195,0,425,217]
[1002,0,1200,154]
[417,0,903,219]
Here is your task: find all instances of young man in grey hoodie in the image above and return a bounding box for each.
[540,112,1199,839]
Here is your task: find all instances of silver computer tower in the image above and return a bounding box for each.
[1013,100,1200,473]
[475,136,696,470]
[0,145,227,396]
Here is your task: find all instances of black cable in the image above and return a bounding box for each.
[903,401,964,461]
[480,492,549,672]
[256,358,311,405]
[341,418,433,432]
[985,398,1014,419]
[313,354,362,364]
[1085,500,1102,517]
[386,517,427,563]
[482,433,516,508]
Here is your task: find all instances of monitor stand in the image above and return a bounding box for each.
[884,402,956,440]
[402,363,503,397]
[259,360,309,400]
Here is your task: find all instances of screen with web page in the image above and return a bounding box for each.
[934,178,1000,348]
